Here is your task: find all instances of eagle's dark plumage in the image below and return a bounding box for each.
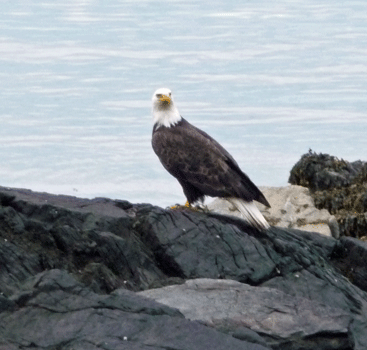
[151,88,270,230]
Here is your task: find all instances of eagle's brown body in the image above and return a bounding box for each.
[152,117,270,207]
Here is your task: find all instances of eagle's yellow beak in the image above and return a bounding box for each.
[159,94,171,104]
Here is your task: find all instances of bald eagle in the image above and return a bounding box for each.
[151,88,270,230]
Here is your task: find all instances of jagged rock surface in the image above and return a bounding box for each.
[1,186,367,349]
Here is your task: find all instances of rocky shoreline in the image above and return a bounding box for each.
[0,152,366,350]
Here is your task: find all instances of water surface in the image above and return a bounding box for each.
[0,0,366,206]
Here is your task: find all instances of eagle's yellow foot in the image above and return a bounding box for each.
[169,201,191,210]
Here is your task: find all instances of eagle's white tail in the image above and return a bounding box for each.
[227,198,270,231]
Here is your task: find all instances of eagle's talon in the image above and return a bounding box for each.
[167,202,208,213]
[167,201,191,210]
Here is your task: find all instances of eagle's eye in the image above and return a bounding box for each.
[169,93,171,96]
[156,94,162,98]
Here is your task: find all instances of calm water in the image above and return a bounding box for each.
[1,0,366,207]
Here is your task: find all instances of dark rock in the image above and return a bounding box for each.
[0,186,169,294]
[336,212,367,238]
[1,269,265,350]
[1,185,367,349]
[289,150,365,191]
[331,237,367,292]
[289,151,367,238]
[133,205,337,285]
[0,295,15,312]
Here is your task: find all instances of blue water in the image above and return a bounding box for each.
[0,0,366,207]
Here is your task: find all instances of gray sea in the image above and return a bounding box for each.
[1,0,366,207]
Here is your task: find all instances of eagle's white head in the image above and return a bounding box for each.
[152,88,181,128]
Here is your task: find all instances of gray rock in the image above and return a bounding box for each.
[232,327,268,347]
[138,278,351,348]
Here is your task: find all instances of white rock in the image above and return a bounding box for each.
[207,185,339,237]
